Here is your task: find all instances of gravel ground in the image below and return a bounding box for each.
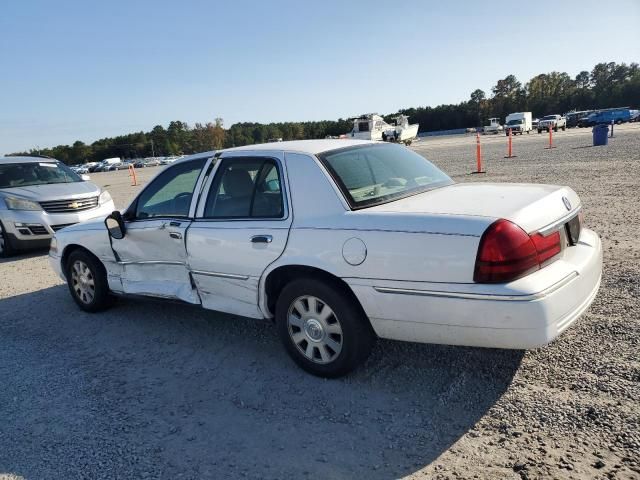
[1,124,638,479]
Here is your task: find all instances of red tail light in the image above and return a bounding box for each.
[474,219,561,283]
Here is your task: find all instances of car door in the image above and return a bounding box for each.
[112,157,211,303]
[187,151,292,318]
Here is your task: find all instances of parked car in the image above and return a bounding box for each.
[532,118,539,130]
[0,156,115,256]
[49,140,602,377]
[133,160,146,168]
[578,108,632,127]
[538,114,566,133]
[566,110,594,128]
[106,162,127,171]
[144,158,161,167]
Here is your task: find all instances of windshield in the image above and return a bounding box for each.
[0,161,81,189]
[542,115,556,120]
[318,143,453,209]
[507,119,523,125]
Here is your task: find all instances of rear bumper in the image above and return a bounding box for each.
[0,201,114,251]
[348,228,602,349]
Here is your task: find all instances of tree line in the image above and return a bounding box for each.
[10,61,639,165]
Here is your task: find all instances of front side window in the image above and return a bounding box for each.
[0,161,81,188]
[203,157,284,219]
[318,143,453,209]
[134,158,206,219]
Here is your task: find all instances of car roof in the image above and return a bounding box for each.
[0,155,58,164]
[223,139,376,155]
[176,140,379,164]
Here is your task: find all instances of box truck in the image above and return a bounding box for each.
[504,112,533,135]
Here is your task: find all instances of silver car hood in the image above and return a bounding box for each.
[0,182,101,201]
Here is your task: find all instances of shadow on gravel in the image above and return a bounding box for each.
[0,287,524,479]
[0,249,48,264]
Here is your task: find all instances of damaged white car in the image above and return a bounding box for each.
[50,140,602,377]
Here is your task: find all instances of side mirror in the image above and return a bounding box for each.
[105,211,126,240]
[81,174,91,181]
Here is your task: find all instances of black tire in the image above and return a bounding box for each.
[538,129,542,134]
[562,125,566,131]
[553,126,558,132]
[0,220,15,258]
[275,277,375,378]
[65,249,113,312]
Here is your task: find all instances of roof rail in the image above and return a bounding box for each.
[5,153,56,160]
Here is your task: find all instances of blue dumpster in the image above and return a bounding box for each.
[593,124,609,146]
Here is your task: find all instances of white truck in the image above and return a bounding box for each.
[537,115,566,133]
[504,112,533,135]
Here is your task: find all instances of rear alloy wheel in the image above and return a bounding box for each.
[66,250,113,312]
[0,221,14,258]
[276,278,375,378]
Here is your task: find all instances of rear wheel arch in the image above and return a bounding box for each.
[263,264,370,324]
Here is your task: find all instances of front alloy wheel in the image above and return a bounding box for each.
[71,259,96,305]
[66,250,113,312]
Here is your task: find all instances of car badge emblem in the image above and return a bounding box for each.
[562,196,571,211]
[69,201,80,209]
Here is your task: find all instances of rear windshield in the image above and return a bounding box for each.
[0,161,81,189]
[318,143,453,209]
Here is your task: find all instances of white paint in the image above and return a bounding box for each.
[50,139,603,351]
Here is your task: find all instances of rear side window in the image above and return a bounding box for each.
[135,158,206,219]
[318,143,452,209]
[203,157,284,219]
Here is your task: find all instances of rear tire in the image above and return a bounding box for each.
[275,278,375,378]
[0,220,15,258]
[65,250,113,312]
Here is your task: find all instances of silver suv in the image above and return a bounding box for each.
[0,156,115,257]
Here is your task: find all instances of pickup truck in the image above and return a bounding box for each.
[537,115,566,133]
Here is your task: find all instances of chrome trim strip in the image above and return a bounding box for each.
[294,227,480,237]
[118,260,185,266]
[537,207,581,236]
[373,272,578,301]
[191,270,249,281]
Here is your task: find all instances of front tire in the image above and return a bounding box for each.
[0,221,15,258]
[66,250,113,312]
[276,278,375,378]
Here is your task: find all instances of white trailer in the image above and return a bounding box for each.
[504,112,533,135]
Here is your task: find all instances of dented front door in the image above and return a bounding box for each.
[113,218,198,303]
[110,157,211,303]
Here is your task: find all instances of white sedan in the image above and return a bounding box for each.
[49,140,602,377]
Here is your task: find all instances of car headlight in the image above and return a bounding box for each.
[99,190,112,205]
[3,196,42,211]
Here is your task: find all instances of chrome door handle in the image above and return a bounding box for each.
[251,235,272,244]
[169,232,183,239]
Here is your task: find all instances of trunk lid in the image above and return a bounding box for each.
[366,183,580,233]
